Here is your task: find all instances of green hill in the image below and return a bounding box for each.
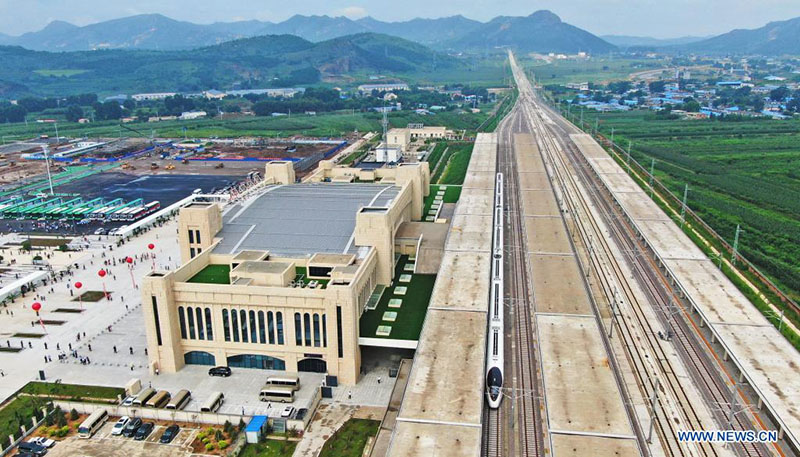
[0,33,459,97]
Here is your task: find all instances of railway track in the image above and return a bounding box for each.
[482,104,545,457]
[521,75,774,457]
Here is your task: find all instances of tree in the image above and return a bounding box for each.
[770,86,790,102]
[648,80,666,93]
[65,105,83,122]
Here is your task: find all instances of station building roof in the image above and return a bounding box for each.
[214,183,400,257]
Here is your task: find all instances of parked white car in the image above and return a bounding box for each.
[111,416,130,436]
[280,406,295,418]
[27,436,55,448]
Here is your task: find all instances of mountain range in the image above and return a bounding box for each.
[0,11,614,54]
[679,16,800,55]
[0,32,459,97]
[602,35,709,48]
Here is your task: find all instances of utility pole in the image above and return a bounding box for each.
[42,145,54,195]
[594,118,599,135]
[580,108,583,127]
[680,184,689,228]
[610,127,615,145]
[732,224,744,266]
[54,122,60,143]
[649,158,655,197]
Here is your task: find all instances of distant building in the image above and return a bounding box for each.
[358,83,409,94]
[225,88,305,98]
[204,90,226,100]
[132,92,177,101]
[565,82,590,91]
[180,111,207,120]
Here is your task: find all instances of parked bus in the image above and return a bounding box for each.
[145,390,171,408]
[132,387,156,407]
[265,374,300,391]
[78,409,109,438]
[200,392,224,412]
[259,385,295,403]
[166,389,191,410]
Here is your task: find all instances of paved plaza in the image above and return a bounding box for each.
[0,218,396,418]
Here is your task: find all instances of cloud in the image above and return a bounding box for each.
[334,5,368,19]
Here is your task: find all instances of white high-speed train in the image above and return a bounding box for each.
[486,172,504,409]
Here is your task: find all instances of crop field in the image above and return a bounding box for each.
[0,108,491,143]
[522,57,668,85]
[571,109,800,301]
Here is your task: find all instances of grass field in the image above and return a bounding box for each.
[423,184,462,216]
[436,142,475,185]
[318,419,380,457]
[562,108,800,302]
[239,439,297,457]
[21,381,124,400]
[523,56,668,85]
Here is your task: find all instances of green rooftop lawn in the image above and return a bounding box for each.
[187,264,231,285]
[240,440,297,457]
[423,184,462,216]
[360,255,435,340]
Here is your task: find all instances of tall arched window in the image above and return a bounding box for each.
[267,311,275,344]
[178,306,187,339]
[277,312,284,345]
[205,308,213,341]
[249,310,257,343]
[322,314,327,347]
[222,309,230,342]
[313,314,321,347]
[187,306,196,340]
[258,311,266,344]
[295,313,302,346]
[304,313,312,346]
[240,309,249,343]
[231,309,240,342]
[196,307,205,340]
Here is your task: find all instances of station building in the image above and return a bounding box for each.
[142,160,430,385]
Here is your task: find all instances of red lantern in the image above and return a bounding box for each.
[148,243,155,250]
[126,257,133,264]
[98,269,106,278]
[32,302,41,312]
[74,281,82,289]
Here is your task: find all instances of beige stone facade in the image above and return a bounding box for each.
[142,161,429,385]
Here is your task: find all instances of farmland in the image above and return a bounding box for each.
[565,108,800,302]
[519,56,668,85]
[0,108,490,142]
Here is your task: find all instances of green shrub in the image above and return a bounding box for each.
[215,429,224,441]
[218,440,228,449]
[202,437,210,444]
[205,443,215,451]
[197,431,207,440]
[69,409,79,421]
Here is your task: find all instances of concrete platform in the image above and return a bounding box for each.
[615,191,671,221]
[712,323,800,437]
[599,172,643,194]
[518,172,551,190]
[387,422,481,457]
[664,258,765,326]
[529,254,592,315]
[466,150,496,173]
[453,193,494,216]
[397,310,486,425]
[551,433,640,457]
[514,136,545,173]
[521,190,561,217]
[588,157,626,175]
[525,216,573,254]
[537,314,633,437]
[446,214,493,252]
[428,251,490,312]
[636,219,706,260]
[462,171,496,190]
[570,134,610,159]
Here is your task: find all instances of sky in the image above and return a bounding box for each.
[0,0,798,38]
